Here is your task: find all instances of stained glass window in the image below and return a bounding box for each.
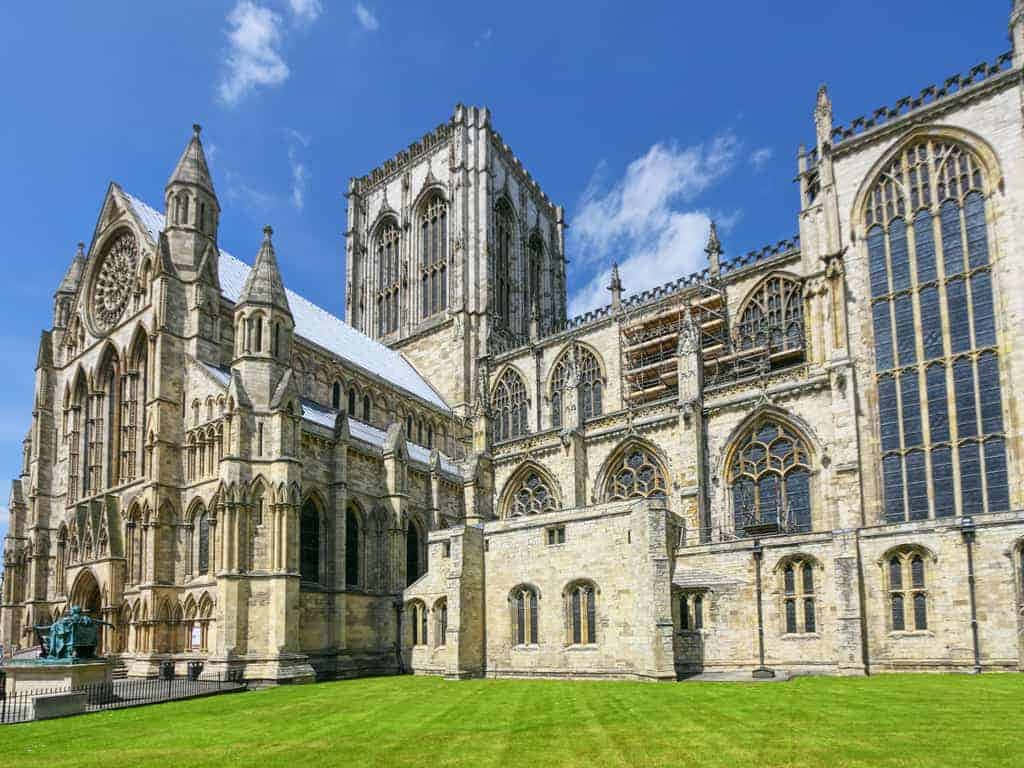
[730,419,812,536]
[865,140,1007,521]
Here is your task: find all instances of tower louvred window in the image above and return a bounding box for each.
[375,219,401,337]
[420,194,447,318]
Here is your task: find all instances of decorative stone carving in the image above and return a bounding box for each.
[91,231,139,334]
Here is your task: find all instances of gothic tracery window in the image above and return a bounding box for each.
[511,585,539,645]
[886,548,929,631]
[730,419,812,536]
[604,444,668,501]
[866,139,1008,522]
[550,347,603,428]
[492,368,529,442]
[494,199,514,330]
[300,499,320,584]
[566,581,597,645]
[506,469,558,518]
[420,193,448,318]
[375,219,401,337]
[781,558,817,634]
[736,276,805,366]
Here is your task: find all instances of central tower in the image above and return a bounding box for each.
[344,104,567,416]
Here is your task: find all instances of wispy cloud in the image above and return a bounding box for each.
[223,169,276,212]
[287,130,311,211]
[218,2,290,106]
[288,0,322,25]
[474,28,493,48]
[749,146,774,172]
[354,3,379,31]
[567,135,740,316]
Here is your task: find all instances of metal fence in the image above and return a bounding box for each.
[0,670,246,725]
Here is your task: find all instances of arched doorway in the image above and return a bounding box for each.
[68,569,105,653]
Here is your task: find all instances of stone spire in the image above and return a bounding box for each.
[167,123,215,196]
[239,226,292,316]
[56,242,86,295]
[705,221,722,276]
[607,262,623,310]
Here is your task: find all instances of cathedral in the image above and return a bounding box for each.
[4,8,1024,682]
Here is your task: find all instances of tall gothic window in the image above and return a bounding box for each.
[375,219,401,337]
[736,276,805,367]
[494,199,514,330]
[866,139,1007,522]
[300,500,320,584]
[197,511,210,576]
[345,506,360,587]
[435,598,448,646]
[730,419,812,537]
[67,377,86,504]
[566,581,597,645]
[550,347,603,428]
[420,194,447,318]
[505,468,558,518]
[492,368,529,442]
[604,444,668,501]
[120,336,147,484]
[886,548,929,631]
[511,585,539,645]
[409,600,428,645]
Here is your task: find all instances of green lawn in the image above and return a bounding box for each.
[3,674,1022,767]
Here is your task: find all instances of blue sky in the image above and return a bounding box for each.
[0,1,1011,540]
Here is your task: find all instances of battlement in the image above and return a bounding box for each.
[488,128,560,216]
[829,51,1013,148]
[349,118,453,194]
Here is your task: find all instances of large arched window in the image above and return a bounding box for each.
[345,506,361,587]
[300,500,320,584]
[510,585,539,645]
[494,199,514,330]
[865,139,1007,522]
[603,443,668,501]
[550,346,603,428]
[492,368,529,442]
[736,276,805,366]
[730,418,812,537]
[419,193,447,318]
[374,218,401,337]
[502,466,559,519]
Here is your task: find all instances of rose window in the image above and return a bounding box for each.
[92,231,139,334]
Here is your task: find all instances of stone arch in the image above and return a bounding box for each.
[497,460,563,519]
[718,405,822,480]
[594,437,671,504]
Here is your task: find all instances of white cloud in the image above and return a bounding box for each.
[287,129,311,210]
[218,2,290,106]
[567,135,740,316]
[354,3,379,31]
[224,170,275,212]
[474,28,493,48]
[750,146,774,171]
[288,0,322,24]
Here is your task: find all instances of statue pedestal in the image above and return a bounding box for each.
[3,660,112,696]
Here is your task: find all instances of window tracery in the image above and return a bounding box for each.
[566,582,597,645]
[419,194,447,318]
[91,231,139,335]
[736,276,805,367]
[730,419,812,536]
[511,585,539,645]
[375,219,401,337]
[780,558,817,634]
[604,444,668,501]
[885,548,929,631]
[865,139,1007,522]
[550,346,603,428]
[492,368,529,442]
[494,199,514,330]
[505,469,558,518]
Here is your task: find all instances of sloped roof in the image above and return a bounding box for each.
[125,195,449,411]
[167,125,216,195]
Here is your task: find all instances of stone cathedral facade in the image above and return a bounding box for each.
[5,9,1024,682]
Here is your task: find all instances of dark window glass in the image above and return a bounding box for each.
[889,219,910,292]
[970,270,996,348]
[883,454,905,522]
[586,588,596,644]
[931,446,955,517]
[868,226,889,298]
[953,358,977,438]
[878,375,900,451]
[914,211,937,284]
[785,599,797,634]
[680,595,690,630]
[516,591,525,645]
[784,566,795,595]
[872,302,894,370]
[905,450,929,521]
[363,396,371,422]
[348,389,356,416]
[913,593,928,631]
[889,557,903,589]
[977,352,1003,435]
[940,200,965,277]
[947,279,970,354]
[300,502,319,583]
[786,470,811,532]
[984,438,1010,512]
[964,192,989,269]
[572,589,581,645]
[910,556,925,588]
[959,441,983,515]
[804,598,816,633]
[332,382,341,409]
[802,564,814,594]
[693,595,703,630]
[925,365,949,443]
[197,513,209,575]
[345,509,360,586]
[900,372,922,447]
[757,473,779,525]
[919,286,943,359]
[529,590,538,643]
[892,594,905,631]
[894,295,916,366]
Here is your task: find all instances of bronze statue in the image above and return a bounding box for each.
[33,606,113,661]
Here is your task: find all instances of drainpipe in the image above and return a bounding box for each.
[959,516,982,674]
[752,539,775,679]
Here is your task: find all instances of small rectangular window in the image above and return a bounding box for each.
[546,526,566,546]
[442,540,451,559]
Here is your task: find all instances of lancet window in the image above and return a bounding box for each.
[375,219,401,337]
[494,199,514,330]
[420,193,447,318]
